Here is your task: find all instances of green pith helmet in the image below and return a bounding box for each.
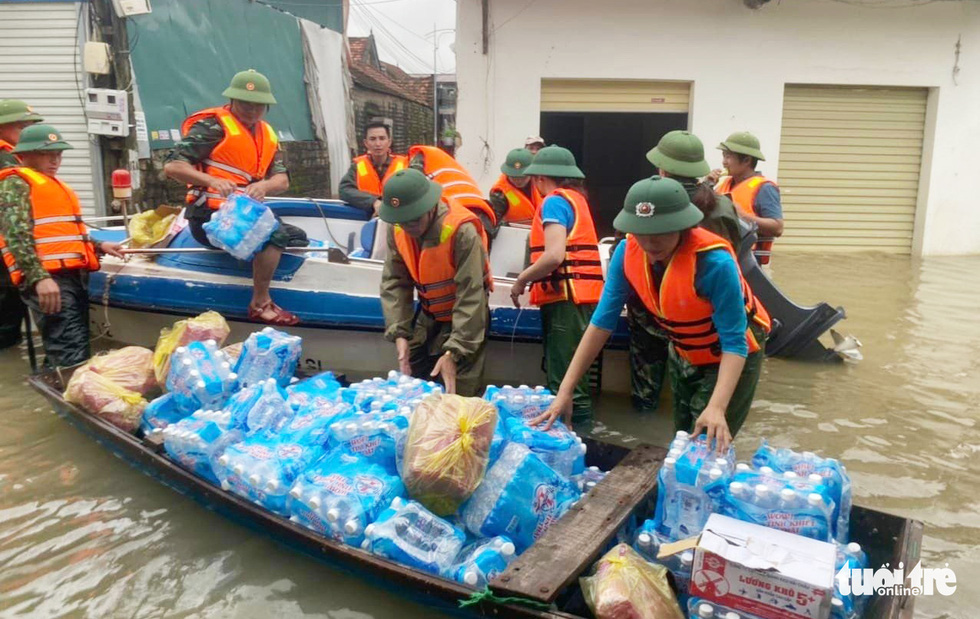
[522,145,585,179]
[222,69,277,105]
[647,130,711,178]
[500,148,534,177]
[0,99,44,126]
[380,169,443,224]
[717,131,765,161]
[613,177,702,236]
[11,124,73,153]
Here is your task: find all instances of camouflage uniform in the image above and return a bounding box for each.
[0,174,91,367]
[166,117,301,249]
[0,152,26,347]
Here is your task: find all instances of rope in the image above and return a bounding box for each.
[457,586,552,610]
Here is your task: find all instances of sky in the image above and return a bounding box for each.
[347,0,458,75]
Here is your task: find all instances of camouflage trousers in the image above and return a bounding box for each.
[668,324,767,437]
[626,296,669,413]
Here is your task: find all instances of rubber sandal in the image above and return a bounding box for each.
[248,301,299,326]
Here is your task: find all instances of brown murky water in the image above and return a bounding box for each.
[1,253,976,618]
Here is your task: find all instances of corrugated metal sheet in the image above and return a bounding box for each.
[541,79,690,113]
[0,2,98,215]
[777,85,927,253]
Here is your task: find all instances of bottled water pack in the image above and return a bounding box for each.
[288,450,405,546]
[653,432,734,541]
[571,466,607,493]
[222,378,293,435]
[286,371,342,413]
[449,535,516,587]
[722,467,836,543]
[328,409,409,475]
[278,401,355,448]
[140,392,190,434]
[202,193,280,261]
[234,328,303,389]
[342,371,442,413]
[752,440,852,543]
[162,414,244,484]
[504,416,586,478]
[214,434,324,513]
[362,497,467,575]
[485,384,554,422]
[462,443,580,552]
[166,340,238,414]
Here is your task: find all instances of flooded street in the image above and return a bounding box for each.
[1,253,977,618]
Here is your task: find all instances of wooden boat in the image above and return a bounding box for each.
[29,366,920,618]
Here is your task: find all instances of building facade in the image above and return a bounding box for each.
[455,0,980,255]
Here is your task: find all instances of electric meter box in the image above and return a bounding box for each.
[85,88,130,137]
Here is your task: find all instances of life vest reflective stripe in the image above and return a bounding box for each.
[528,188,604,306]
[490,174,541,224]
[181,106,280,210]
[0,167,100,285]
[353,154,407,195]
[408,145,497,226]
[715,174,778,266]
[392,198,493,322]
[622,228,771,366]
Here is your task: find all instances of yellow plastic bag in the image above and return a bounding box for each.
[152,311,231,383]
[64,367,147,433]
[127,205,182,249]
[581,544,685,619]
[401,394,498,516]
[87,346,156,394]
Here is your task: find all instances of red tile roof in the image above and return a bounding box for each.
[348,36,432,108]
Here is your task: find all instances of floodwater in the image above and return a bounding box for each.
[1,253,977,618]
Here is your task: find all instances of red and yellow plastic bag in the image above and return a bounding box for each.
[401,394,498,516]
[64,368,147,433]
[86,346,156,394]
[581,544,684,619]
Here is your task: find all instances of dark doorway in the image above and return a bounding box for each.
[540,112,688,237]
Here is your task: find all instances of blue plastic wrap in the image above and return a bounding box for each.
[202,193,280,261]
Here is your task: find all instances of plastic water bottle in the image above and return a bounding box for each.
[203,193,281,260]
[462,443,580,552]
[234,328,303,389]
[286,371,342,412]
[326,413,404,475]
[162,415,243,484]
[362,497,466,575]
[504,416,586,478]
[215,434,323,513]
[141,392,190,434]
[240,379,293,434]
[166,340,238,414]
[571,465,607,492]
[451,536,517,587]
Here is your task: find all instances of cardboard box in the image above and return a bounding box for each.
[690,514,835,619]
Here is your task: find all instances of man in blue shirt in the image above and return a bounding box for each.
[710,132,784,271]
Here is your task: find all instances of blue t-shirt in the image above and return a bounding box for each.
[754,182,783,220]
[540,194,576,230]
[591,241,750,357]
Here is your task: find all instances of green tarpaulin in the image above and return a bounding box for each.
[257,0,343,33]
[128,0,314,150]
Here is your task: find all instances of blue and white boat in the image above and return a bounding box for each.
[89,198,849,392]
[89,199,632,391]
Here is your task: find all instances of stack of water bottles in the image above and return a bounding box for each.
[202,193,280,260]
[143,333,601,590]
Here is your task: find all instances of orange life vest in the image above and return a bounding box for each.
[353,154,407,195]
[0,139,13,153]
[182,106,279,210]
[0,167,100,286]
[408,145,497,226]
[490,174,541,224]
[392,199,493,322]
[528,188,604,306]
[622,228,771,366]
[715,174,778,265]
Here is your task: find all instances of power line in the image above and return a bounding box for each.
[352,4,433,72]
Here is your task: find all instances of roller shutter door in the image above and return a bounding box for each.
[0,2,100,215]
[541,79,690,113]
[777,85,927,253]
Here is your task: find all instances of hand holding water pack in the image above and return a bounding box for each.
[203,192,280,261]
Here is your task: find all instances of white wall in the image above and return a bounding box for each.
[455,0,980,255]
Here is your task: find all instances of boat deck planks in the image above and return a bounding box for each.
[491,443,666,603]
